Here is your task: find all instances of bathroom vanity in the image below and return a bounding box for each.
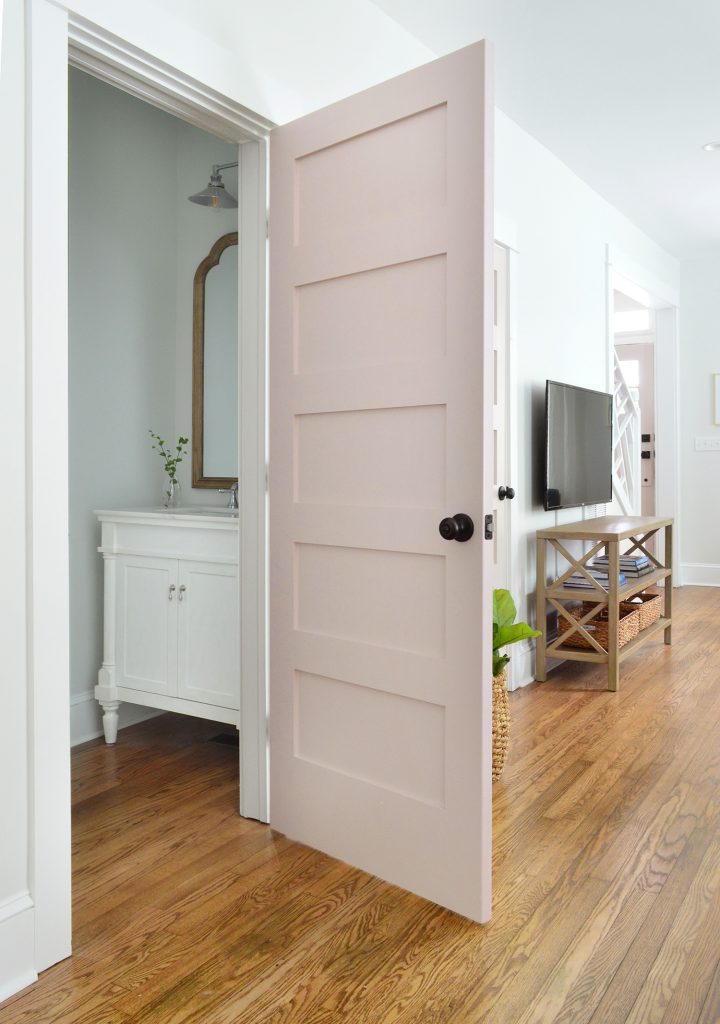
[94,507,239,743]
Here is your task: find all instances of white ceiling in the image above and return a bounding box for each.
[372,0,720,261]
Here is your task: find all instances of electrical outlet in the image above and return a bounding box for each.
[695,437,720,451]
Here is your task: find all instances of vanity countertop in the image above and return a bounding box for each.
[95,506,239,524]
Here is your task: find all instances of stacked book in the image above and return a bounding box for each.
[592,553,653,578]
[564,567,627,590]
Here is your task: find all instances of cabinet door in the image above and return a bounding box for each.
[177,560,239,709]
[116,556,178,696]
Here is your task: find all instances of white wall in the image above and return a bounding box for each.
[173,125,238,495]
[679,259,720,585]
[68,69,238,744]
[495,110,679,686]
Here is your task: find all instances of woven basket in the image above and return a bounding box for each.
[623,591,662,631]
[492,670,510,782]
[558,601,640,652]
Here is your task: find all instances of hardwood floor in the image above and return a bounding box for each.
[2,585,720,1023]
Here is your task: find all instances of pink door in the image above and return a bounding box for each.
[269,42,494,921]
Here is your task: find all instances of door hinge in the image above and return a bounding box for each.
[484,514,495,540]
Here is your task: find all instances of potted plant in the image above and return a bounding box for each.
[149,430,189,508]
[492,589,541,781]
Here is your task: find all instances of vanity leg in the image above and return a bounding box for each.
[100,700,121,744]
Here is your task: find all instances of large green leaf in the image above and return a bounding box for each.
[493,589,517,631]
[494,621,541,653]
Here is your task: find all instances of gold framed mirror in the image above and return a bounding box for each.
[192,231,239,488]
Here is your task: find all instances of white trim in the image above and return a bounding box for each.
[237,136,269,822]
[27,0,73,972]
[0,894,37,1003]
[655,306,681,580]
[507,640,534,691]
[28,0,272,979]
[67,15,273,142]
[494,237,518,686]
[0,891,34,922]
[496,226,525,688]
[608,246,679,309]
[680,563,720,587]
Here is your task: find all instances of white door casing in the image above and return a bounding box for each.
[492,242,511,591]
[269,41,494,922]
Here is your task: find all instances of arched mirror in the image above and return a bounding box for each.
[192,232,239,487]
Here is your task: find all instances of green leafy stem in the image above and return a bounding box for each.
[149,430,189,498]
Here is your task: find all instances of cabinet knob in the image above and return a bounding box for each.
[179,584,187,601]
[168,584,176,601]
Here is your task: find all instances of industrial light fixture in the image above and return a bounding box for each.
[702,142,720,152]
[188,161,238,208]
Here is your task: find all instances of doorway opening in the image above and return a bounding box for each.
[68,66,243,750]
[65,59,269,820]
[614,291,656,519]
[608,260,680,575]
[28,8,271,970]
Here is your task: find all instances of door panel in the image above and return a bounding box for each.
[116,556,176,696]
[177,560,239,709]
[270,41,493,922]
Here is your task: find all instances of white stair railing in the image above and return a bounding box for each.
[613,352,641,515]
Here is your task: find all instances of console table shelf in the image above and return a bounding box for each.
[536,515,673,691]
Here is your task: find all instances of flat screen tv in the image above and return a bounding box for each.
[544,380,613,511]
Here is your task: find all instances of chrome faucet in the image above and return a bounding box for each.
[219,481,239,510]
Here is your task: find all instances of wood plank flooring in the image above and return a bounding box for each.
[2,585,720,1023]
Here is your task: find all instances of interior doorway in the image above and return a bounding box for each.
[614,291,656,518]
[27,8,271,971]
[608,256,680,576]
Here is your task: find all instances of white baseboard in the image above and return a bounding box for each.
[507,641,536,691]
[0,893,37,1004]
[507,641,569,691]
[70,690,163,746]
[680,563,720,587]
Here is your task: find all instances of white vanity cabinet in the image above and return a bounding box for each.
[95,509,240,743]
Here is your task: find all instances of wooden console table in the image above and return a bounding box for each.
[535,515,673,691]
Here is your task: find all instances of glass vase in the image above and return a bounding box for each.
[164,478,180,509]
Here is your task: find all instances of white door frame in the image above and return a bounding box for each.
[606,246,681,579]
[28,0,271,970]
[493,216,526,689]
